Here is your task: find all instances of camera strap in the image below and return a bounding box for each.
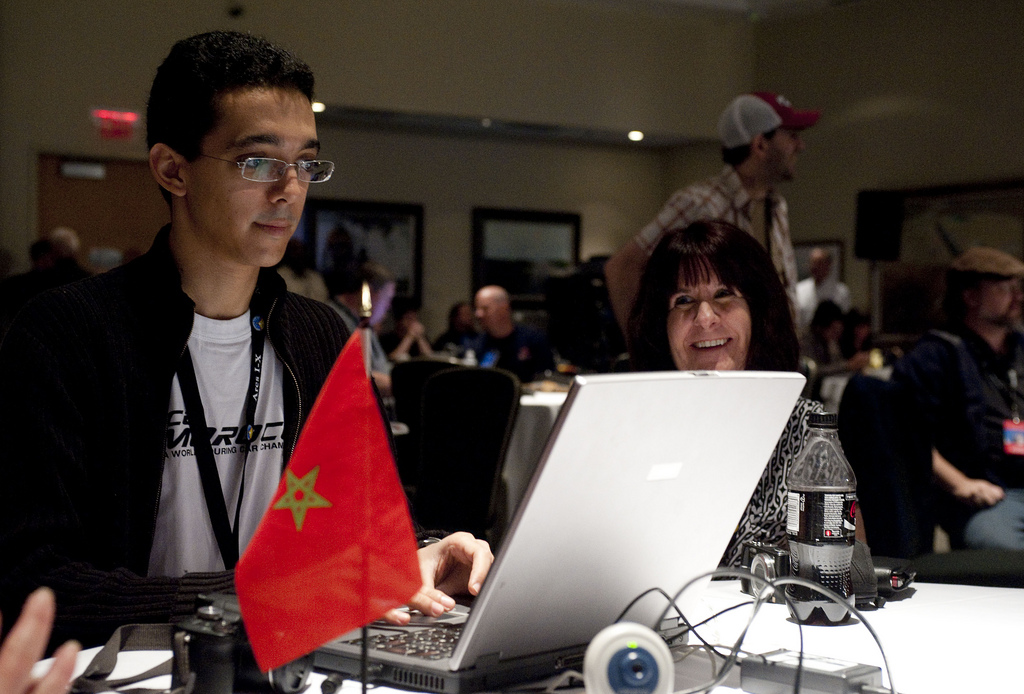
[176,299,269,570]
[71,623,193,694]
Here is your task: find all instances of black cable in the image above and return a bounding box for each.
[613,586,730,657]
[673,599,761,659]
[612,568,898,694]
[613,586,685,623]
[659,568,793,694]
[650,568,806,694]
[662,569,896,694]
[616,585,767,659]
[771,576,897,694]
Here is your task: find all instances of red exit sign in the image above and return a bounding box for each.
[91,108,139,140]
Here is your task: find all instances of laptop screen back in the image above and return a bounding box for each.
[452,370,805,669]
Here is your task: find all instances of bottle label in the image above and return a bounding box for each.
[786,491,857,542]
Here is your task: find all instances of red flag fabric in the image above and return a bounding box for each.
[235,331,421,672]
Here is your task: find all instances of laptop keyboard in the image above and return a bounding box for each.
[348,623,464,660]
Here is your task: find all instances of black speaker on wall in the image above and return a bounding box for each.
[855,190,904,261]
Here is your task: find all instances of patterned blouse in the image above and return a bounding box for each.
[720,397,824,567]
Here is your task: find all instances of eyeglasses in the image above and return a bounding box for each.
[200,155,335,183]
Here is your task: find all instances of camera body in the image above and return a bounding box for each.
[739,541,790,604]
[173,593,313,694]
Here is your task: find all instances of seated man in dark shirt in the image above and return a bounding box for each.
[893,246,1024,549]
[469,285,555,383]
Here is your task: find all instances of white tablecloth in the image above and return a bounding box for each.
[499,391,567,533]
[693,580,1024,694]
[42,580,1024,693]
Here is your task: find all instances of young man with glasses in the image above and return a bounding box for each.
[0,31,490,649]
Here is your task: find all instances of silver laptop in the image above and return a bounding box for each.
[315,370,805,693]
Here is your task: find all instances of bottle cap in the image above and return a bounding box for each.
[807,412,838,428]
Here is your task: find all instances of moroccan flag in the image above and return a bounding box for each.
[235,331,421,672]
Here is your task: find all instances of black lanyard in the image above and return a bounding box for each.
[176,302,268,570]
[986,367,1024,422]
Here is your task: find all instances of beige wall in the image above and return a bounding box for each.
[753,0,1024,311]
[3,0,1022,333]
[0,0,753,334]
[316,127,670,330]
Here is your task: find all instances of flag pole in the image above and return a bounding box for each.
[360,282,373,378]
[359,281,372,694]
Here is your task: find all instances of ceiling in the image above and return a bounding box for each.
[572,0,851,20]
[321,0,856,147]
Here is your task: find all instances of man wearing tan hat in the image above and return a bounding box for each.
[893,246,1024,549]
[604,91,821,331]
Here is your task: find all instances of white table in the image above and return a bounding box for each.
[37,649,404,693]
[499,391,567,532]
[39,580,1023,693]
[690,580,1024,694]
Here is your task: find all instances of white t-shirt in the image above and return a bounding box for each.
[796,276,852,329]
[149,311,285,577]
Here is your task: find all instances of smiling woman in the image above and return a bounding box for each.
[626,220,822,567]
[627,219,798,372]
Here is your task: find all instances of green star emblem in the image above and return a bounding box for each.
[272,466,333,531]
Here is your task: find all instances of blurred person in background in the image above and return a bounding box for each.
[327,259,396,396]
[469,285,554,383]
[276,237,329,303]
[381,298,433,362]
[606,92,820,331]
[796,246,850,330]
[432,301,477,358]
[893,246,1024,549]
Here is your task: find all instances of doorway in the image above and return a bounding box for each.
[36,154,169,270]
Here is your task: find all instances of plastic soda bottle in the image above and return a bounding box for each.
[784,412,858,625]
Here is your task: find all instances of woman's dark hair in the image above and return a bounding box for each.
[627,220,799,372]
[810,300,844,330]
[840,309,872,358]
[447,301,471,327]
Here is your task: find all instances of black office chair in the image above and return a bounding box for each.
[838,373,1024,587]
[798,355,819,400]
[413,367,520,545]
[390,357,464,490]
[838,373,936,558]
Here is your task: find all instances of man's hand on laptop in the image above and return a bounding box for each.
[384,532,493,624]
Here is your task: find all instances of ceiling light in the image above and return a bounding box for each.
[628,130,644,142]
[311,102,326,113]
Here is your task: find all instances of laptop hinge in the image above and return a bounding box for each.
[474,652,502,669]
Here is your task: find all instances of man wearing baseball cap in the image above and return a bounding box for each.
[604,91,820,331]
[893,246,1024,549]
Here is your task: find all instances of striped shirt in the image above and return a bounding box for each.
[635,166,798,308]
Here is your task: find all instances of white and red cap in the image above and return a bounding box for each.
[717,92,821,148]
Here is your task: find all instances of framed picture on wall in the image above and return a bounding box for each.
[472,207,581,305]
[857,180,1024,338]
[299,199,423,305]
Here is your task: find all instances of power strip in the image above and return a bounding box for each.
[740,649,883,694]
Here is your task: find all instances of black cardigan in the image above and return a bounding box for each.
[0,227,353,648]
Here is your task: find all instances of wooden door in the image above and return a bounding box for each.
[36,154,170,268]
